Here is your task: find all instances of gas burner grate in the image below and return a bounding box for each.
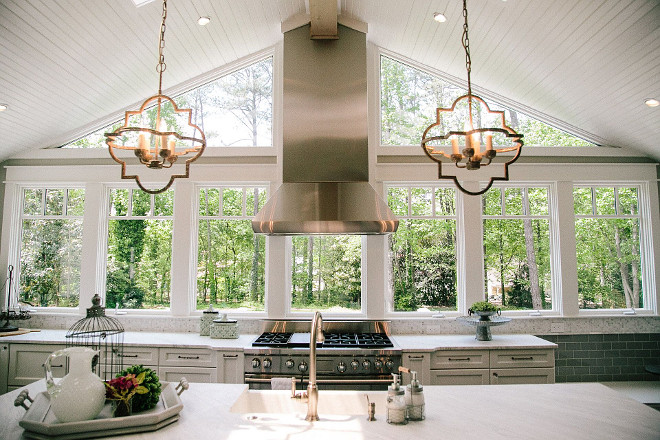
[252,332,292,347]
[322,332,393,348]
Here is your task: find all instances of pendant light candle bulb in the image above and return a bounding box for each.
[451,137,460,155]
[472,132,480,156]
[159,119,168,153]
[485,133,493,151]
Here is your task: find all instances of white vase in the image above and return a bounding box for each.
[45,347,106,423]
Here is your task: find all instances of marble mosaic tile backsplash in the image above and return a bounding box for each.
[10,313,659,335]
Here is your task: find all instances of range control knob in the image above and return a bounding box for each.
[263,358,272,369]
[337,361,347,373]
[251,358,261,368]
[298,361,308,373]
[285,359,295,369]
[385,359,394,370]
[362,360,371,369]
[374,359,383,369]
[350,360,360,370]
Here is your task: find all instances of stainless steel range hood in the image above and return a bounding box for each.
[252,23,398,235]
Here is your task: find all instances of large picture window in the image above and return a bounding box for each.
[483,186,553,311]
[574,185,644,309]
[197,186,267,311]
[63,57,273,148]
[290,236,362,313]
[18,188,85,307]
[106,189,173,309]
[380,55,593,147]
[387,185,458,312]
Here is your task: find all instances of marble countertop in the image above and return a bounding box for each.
[0,330,556,351]
[2,380,658,439]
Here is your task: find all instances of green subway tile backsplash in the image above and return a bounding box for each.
[538,333,660,382]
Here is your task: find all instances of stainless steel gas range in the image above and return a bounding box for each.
[244,320,401,390]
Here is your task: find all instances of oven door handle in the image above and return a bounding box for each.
[243,377,393,386]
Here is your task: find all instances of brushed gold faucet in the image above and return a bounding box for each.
[305,311,324,421]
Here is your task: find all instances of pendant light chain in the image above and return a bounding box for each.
[462,0,473,127]
[157,0,168,95]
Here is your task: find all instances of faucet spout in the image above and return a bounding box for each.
[306,311,324,421]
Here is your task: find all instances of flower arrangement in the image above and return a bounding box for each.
[104,372,148,416]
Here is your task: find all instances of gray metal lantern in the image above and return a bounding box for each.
[66,294,125,380]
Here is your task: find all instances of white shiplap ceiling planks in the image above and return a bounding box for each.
[0,0,658,162]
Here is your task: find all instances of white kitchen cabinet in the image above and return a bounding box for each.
[217,350,244,384]
[159,366,217,383]
[115,346,159,367]
[0,343,9,394]
[8,344,66,388]
[490,368,555,384]
[428,347,555,386]
[159,347,214,368]
[401,352,430,386]
[430,368,490,385]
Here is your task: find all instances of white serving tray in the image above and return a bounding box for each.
[19,381,183,439]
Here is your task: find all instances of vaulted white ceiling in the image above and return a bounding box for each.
[0,0,658,162]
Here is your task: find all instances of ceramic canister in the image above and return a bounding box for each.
[200,305,219,336]
[210,314,239,339]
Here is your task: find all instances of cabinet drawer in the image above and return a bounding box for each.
[114,346,158,366]
[490,349,554,369]
[431,350,489,369]
[8,344,66,386]
[158,366,217,383]
[490,367,555,384]
[430,369,489,385]
[159,348,213,367]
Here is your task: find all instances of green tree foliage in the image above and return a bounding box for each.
[19,189,83,307]
[380,56,593,147]
[291,236,362,311]
[575,186,642,309]
[388,186,458,312]
[482,187,552,310]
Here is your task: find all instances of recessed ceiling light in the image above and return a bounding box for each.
[433,12,447,23]
[645,98,660,107]
[0,104,8,111]
[198,16,211,26]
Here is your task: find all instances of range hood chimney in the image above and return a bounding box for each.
[252,20,398,235]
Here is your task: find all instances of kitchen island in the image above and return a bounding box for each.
[2,380,658,439]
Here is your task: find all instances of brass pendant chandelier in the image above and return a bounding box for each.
[421,0,523,196]
[105,0,206,194]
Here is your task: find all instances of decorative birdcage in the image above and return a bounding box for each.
[66,294,125,380]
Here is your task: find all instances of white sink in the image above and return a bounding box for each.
[230,389,387,416]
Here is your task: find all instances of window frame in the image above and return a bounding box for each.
[573,182,655,315]
[481,183,558,315]
[13,184,86,312]
[383,183,460,317]
[193,184,269,315]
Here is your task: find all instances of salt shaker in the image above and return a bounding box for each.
[386,373,408,424]
[405,370,425,421]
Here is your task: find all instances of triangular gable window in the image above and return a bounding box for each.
[62,57,273,148]
[380,55,594,147]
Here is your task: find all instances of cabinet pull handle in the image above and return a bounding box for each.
[448,357,470,361]
[177,355,200,360]
[42,363,64,368]
[408,355,424,360]
[223,354,239,358]
[118,353,139,358]
[511,356,534,361]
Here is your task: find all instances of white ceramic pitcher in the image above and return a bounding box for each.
[44,347,106,422]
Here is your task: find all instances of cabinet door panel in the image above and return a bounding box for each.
[159,348,213,367]
[430,369,489,385]
[113,346,158,366]
[431,350,489,369]
[218,351,244,384]
[490,368,555,384]
[402,352,430,386]
[8,344,66,386]
[158,366,217,383]
[490,350,554,369]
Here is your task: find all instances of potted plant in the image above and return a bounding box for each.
[468,301,501,321]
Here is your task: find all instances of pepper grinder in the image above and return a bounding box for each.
[386,373,408,424]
